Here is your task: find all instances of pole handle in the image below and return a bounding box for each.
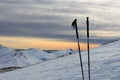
[86,17,89,38]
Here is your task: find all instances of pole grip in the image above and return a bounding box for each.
[86,17,89,38]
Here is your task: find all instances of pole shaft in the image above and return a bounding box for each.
[87,17,90,80]
[77,38,84,80]
[75,24,84,80]
[72,19,84,80]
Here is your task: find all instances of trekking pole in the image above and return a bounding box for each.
[86,17,91,80]
[72,19,84,80]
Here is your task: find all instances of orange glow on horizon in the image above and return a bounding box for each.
[0,36,100,50]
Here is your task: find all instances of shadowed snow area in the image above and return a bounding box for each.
[0,40,120,80]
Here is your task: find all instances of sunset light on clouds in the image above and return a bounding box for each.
[0,36,99,50]
[0,0,119,50]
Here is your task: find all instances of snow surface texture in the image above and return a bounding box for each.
[0,40,120,80]
[0,46,75,68]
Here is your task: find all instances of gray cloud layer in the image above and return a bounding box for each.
[0,0,120,44]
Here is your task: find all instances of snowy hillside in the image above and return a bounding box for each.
[0,45,75,69]
[0,40,119,80]
[0,45,17,68]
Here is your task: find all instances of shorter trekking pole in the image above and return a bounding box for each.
[72,19,84,80]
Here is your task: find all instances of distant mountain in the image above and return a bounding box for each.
[51,48,76,58]
[102,39,119,45]
[0,45,76,69]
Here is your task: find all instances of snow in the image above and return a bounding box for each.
[0,46,75,68]
[51,48,76,57]
[0,40,120,80]
[0,45,18,68]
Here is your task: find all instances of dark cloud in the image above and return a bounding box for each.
[0,21,70,38]
[0,0,120,44]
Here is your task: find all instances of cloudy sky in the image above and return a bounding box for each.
[0,0,120,50]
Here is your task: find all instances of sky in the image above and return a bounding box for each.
[0,0,120,50]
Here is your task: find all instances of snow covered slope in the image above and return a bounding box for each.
[0,45,75,69]
[0,40,119,80]
[0,45,18,68]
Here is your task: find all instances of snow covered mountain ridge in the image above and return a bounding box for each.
[0,40,119,80]
[0,45,76,69]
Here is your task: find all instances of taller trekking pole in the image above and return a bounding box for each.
[72,19,84,80]
[86,17,91,80]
